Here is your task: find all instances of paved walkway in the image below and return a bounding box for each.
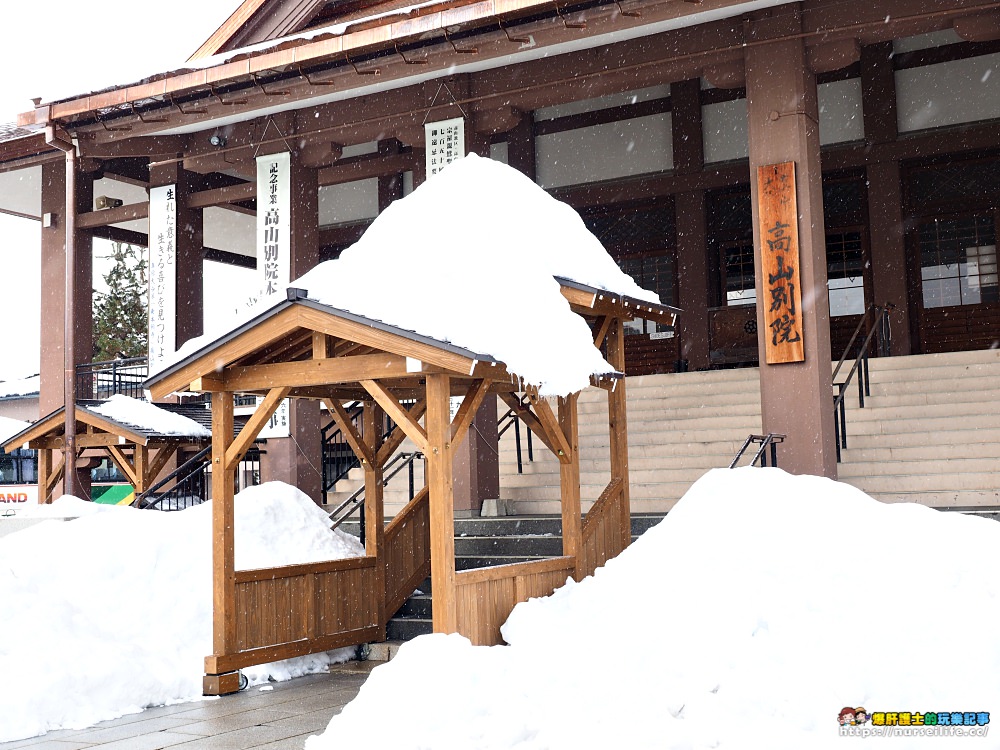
[0,662,375,750]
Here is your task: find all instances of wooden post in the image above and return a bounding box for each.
[206,391,238,695]
[134,445,149,495]
[606,318,632,551]
[558,393,582,578]
[363,401,386,638]
[425,373,457,633]
[38,448,51,504]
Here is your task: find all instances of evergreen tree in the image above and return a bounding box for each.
[93,242,148,361]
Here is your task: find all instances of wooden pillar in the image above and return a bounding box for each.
[378,139,404,212]
[363,401,386,637]
[861,41,910,355]
[671,78,710,371]
[38,448,51,504]
[148,163,204,349]
[205,390,238,696]
[558,393,582,576]
[425,373,457,633]
[745,18,837,479]
[134,445,149,495]
[606,318,631,550]
[452,398,499,516]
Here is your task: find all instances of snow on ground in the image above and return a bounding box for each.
[307,468,998,750]
[0,482,363,743]
[91,394,210,437]
[160,155,657,396]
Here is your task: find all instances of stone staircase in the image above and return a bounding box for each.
[499,348,1000,512]
[339,515,665,641]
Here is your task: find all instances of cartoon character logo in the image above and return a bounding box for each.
[855,708,869,725]
[839,707,857,726]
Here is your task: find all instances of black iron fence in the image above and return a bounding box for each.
[76,357,148,400]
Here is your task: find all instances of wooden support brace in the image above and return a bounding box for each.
[592,315,613,348]
[528,394,573,464]
[450,379,492,446]
[324,398,375,467]
[376,398,427,466]
[225,386,290,470]
[107,445,138,486]
[144,444,179,490]
[361,380,428,453]
[497,392,558,456]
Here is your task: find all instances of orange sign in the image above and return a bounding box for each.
[757,162,805,364]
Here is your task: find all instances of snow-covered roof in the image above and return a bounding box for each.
[153,155,668,396]
[0,416,30,444]
[0,375,39,400]
[90,395,210,438]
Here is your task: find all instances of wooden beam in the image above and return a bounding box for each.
[46,458,66,500]
[376,398,427,466]
[363,401,386,638]
[323,398,374,468]
[107,445,138,486]
[134,445,149,494]
[188,182,256,209]
[210,392,236,663]
[528,394,572,464]
[30,433,129,449]
[222,353,410,392]
[606,318,632,552]
[77,202,150,229]
[449,379,491,447]
[225,387,290,471]
[426,373,457,633]
[592,315,613,348]
[361,380,428,454]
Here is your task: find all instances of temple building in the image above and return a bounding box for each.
[1,0,999,501]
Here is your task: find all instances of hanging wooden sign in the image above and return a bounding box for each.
[757,161,805,364]
[147,184,177,367]
[257,151,291,299]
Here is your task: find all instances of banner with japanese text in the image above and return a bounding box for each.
[425,118,465,178]
[257,151,291,299]
[147,185,176,368]
[757,161,805,364]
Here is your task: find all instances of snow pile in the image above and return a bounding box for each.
[296,154,653,395]
[307,468,999,750]
[0,481,363,743]
[91,394,210,437]
[160,155,657,396]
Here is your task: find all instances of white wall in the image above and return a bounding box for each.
[818,78,864,145]
[703,98,748,164]
[319,178,379,225]
[896,53,1000,132]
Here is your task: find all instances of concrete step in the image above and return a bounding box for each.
[839,442,1000,463]
[842,399,999,423]
[856,489,1000,507]
[838,457,1000,478]
[865,349,1000,372]
[838,427,1000,450]
[846,383,1000,408]
[839,412,1000,436]
[846,472,1000,494]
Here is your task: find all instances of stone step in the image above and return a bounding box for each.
[454,535,564,556]
[501,453,738,473]
[855,489,1000,507]
[839,442,1000,463]
[865,349,1000,372]
[838,412,1000,436]
[502,465,713,489]
[837,427,1000,450]
[838,457,1000,479]
[846,472,1000,494]
[841,399,998,423]
[386,617,433,641]
[576,390,760,414]
[846,384,1000,409]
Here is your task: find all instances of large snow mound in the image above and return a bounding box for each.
[0,482,364,743]
[306,468,998,750]
[160,155,657,396]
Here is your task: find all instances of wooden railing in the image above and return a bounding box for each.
[454,556,576,646]
[210,556,380,674]
[383,486,431,616]
[579,477,626,579]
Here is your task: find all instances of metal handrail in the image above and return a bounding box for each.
[498,401,533,473]
[832,303,895,462]
[329,451,424,541]
[730,433,786,468]
[134,445,211,508]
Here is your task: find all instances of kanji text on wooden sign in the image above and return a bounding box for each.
[757,161,805,364]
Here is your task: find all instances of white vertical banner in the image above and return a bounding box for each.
[147,185,177,368]
[256,152,292,436]
[425,117,465,178]
[257,151,291,298]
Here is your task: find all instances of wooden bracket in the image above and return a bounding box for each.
[361,380,428,453]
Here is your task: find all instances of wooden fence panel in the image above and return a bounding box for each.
[384,487,431,616]
[454,557,576,645]
[580,478,626,579]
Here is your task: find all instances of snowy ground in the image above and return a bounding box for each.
[307,468,997,750]
[0,482,363,744]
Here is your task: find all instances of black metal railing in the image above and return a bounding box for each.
[134,445,262,511]
[329,451,424,544]
[730,433,786,468]
[321,401,364,505]
[832,302,895,462]
[76,357,148,400]
[498,401,533,474]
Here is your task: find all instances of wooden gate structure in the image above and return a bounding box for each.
[145,282,676,694]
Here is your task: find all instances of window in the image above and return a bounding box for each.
[827,231,866,316]
[919,215,998,308]
[0,449,37,485]
[723,241,757,306]
[618,254,676,336]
